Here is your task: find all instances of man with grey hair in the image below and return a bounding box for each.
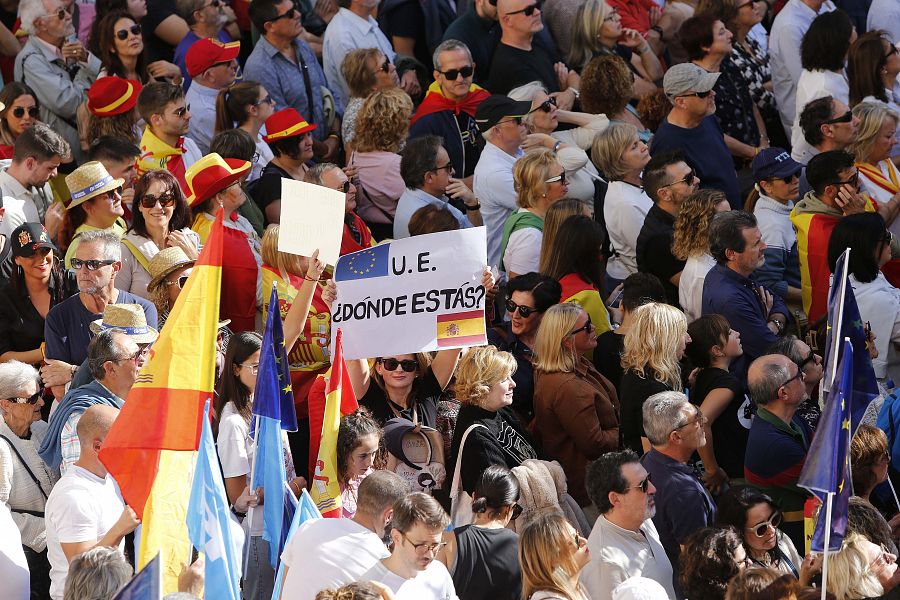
[279,470,411,600]
[14,0,100,165]
[409,40,490,185]
[639,391,715,582]
[39,330,146,473]
[62,546,132,600]
[744,353,811,551]
[173,0,238,88]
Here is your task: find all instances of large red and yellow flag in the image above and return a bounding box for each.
[99,209,224,591]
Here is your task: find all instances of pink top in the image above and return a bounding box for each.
[340,467,374,519]
[351,151,405,225]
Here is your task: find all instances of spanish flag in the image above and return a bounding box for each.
[99,209,224,591]
[437,310,487,348]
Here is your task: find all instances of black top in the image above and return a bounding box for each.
[0,269,77,358]
[249,162,292,224]
[594,330,625,392]
[377,0,430,68]
[691,367,751,478]
[713,58,760,147]
[487,323,536,423]
[451,524,522,600]
[486,42,560,95]
[142,0,179,63]
[360,367,443,427]
[636,204,685,307]
[619,368,671,453]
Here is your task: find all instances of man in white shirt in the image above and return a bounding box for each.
[580,450,676,600]
[769,0,836,135]
[184,37,240,154]
[279,470,409,600]
[360,492,458,600]
[44,404,140,600]
[869,0,900,44]
[472,94,531,269]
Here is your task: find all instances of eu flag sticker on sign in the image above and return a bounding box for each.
[334,242,390,281]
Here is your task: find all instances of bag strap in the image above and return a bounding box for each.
[449,424,487,499]
[0,434,48,500]
[120,238,152,272]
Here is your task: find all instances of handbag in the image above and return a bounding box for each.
[448,423,486,527]
[383,412,447,495]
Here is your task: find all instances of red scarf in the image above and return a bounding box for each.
[410,81,491,126]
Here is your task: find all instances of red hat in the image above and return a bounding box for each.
[87,77,143,116]
[184,153,251,207]
[262,108,316,143]
[185,38,240,78]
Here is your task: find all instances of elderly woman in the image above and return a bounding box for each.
[213,81,276,183]
[118,169,199,299]
[449,346,539,495]
[592,122,653,289]
[827,532,900,599]
[0,360,58,597]
[340,49,399,154]
[581,55,651,143]
[508,82,604,202]
[500,149,568,277]
[680,527,751,600]
[350,88,413,240]
[60,162,128,268]
[850,102,900,234]
[306,163,375,256]
[94,10,181,84]
[0,83,39,159]
[145,246,194,330]
[851,424,894,505]
[533,303,619,507]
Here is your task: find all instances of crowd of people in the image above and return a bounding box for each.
[1,0,900,598]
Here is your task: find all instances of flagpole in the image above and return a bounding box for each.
[820,492,834,600]
[243,413,261,576]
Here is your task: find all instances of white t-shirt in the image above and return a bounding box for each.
[280,517,389,600]
[0,502,29,600]
[679,253,717,323]
[604,181,654,280]
[503,212,543,276]
[45,465,126,600]
[361,559,458,600]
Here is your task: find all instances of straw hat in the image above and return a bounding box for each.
[184,153,251,207]
[262,108,316,143]
[147,246,195,292]
[87,77,143,117]
[65,161,125,210]
[89,304,159,344]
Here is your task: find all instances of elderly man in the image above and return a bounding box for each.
[745,353,812,550]
[0,124,69,241]
[393,135,481,239]
[173,0,238,88]
[650,63,741,209]
[14,0,99,164]
[280,471,409,600]
[640,391,716,577]
[44,404,140,600]
[472,95,530,269]
[581,449,676,600]
[39,329,147,473]
[409,40,490,184]
[184,38,241,154]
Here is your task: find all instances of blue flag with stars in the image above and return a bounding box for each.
[823,250,878,433]
[799,340,853,552]
[334,242,390,281]
[250,284,297,434]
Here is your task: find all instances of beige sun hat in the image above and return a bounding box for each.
[147,246,196,293]
[89,303,159,344]
[65,161,126,210]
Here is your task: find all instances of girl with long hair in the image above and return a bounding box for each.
[519,513,591,600]
[336,408,381,519]
[0,83,39,158]
[213,80,276,182]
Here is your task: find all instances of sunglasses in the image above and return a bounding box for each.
[661,169,696,189]
[104,186,124,200]
[439,65,474,80]
[886,44,899,60]
[70,258,116,271]
[8,391,42,405]
[11,106,39,119]
[768,172,799,185]
[545,171,567,185]
[173,103,191,118]
[374,57,391,74]
[165,275,189,289]
[506,1,541,16]
[201,0,221,7]
[831,170,860,189]
[506,298,539,318]
[674,409,706,430]
[679,90,713,99]
[429,161,454,174]
[603,7,618,20]
[747,512,782,538]
[628,473,652,493]
[511,503,524,520]
[336,180,351,193]
[534,96,557,113]
[823,110,853,125]
[569,316,593,336]
[115,23,142,40]
[796,352,816,371]
[139,192,176,208]
[254,95,275,107]
[778,369,803,389]
[45,8,67,20]
[378,357,418,372]
[268,4,300,22]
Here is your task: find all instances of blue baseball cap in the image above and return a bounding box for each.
[752,147,802,182]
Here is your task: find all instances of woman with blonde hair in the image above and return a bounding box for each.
[673,189,731,321]
[500,148,569,278]
[340,49,399,154]
[826,532,899,599]
[519,512,591,600]
[533,303,619,507]
[849,102,900,229]
[350,88,413,240]
[592,122,653,290]
[851,424,892,504]
[539,199,592,275]
[449,345,538,494]
[619,302,690,453]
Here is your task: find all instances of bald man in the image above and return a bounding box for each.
[44,405,140,600]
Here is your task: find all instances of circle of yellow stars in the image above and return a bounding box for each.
[346,250,378,276]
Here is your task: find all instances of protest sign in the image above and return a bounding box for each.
[277,178,345,266]
[332,227,488,359]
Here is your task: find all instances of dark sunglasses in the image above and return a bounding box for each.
[11,106,39,119]
[506,298,539,318]
[569,317,594,336]
[376,57,391,74]
[378,357,418,372]
[429,161,454,174]
[105,186,124,200]
[823,110,853,125]
[254,95,275,106]
[679,89,713,99]
[8,391,42,405]
[768,172,799,185]
[628,473,652,493]
[439,65,474,80]
[796,352,816,371]
[748,511,782,538]
[886,44,899,60]
[268,4,299,22]
[545,171,567,185]
[336,180,351,193]
[45,8,67,20]
[139,192,176,208]
[534,96,557,113]
[115,23,142,40]
[831,170,860,189]
[165,275,190,289]
[70,258,116,271]
[506,1,541,16]
[511,503,524,520]
[174,103,191,117]
[661,169,696,189]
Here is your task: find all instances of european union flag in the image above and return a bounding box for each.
[823,250,878,433]
[113,553,161,600]
[270,489,322,600]
[799,340,853,552]
[187,400,243,600]
[334,243,390,282]
[250,285,297,433]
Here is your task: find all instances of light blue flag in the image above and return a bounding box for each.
[270,488,323,600]
[113,553,161,600]
[187,399,243,600]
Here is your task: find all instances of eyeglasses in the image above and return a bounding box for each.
[746,511,782,538]
[378,357,418,372]
[831,170,860,189]
[871,544,897,570]
[778,369,804,389]
[573,531,587,549]
[674,409,707,430]
[603,7,618,20]
[498,116,523,127]
[505,298,539,318]
[173,104,191,118]
[678,90,713,99]
[105,186,124,200]
[139,192,176,208]
[545,171,567,185]
[569,317,594,336]
[335,180,351,193]
[114,347,146,364]
[115,23,142,40]
[8,391,42,405]
[627,473,652,493]
[660,169,696,189]
[238,362,259,374]
[11,106,39,119]
[796,352,817,371]
[735,0,754,8]
[211,59,236,70]
[201,0,221,8]
[885,45,899,60]
[768,172,799,185]
[70,258,116,271]
[880,450,892,464]
[533,96,557,113]
[823,110,853,125]
[505,1,541,16]
[44,8,67,20]
[401,533,447,554]
[511,503,524,520]
[268,4,300,22]
[429,161,454,174]
[165,275,189,289]
[438,65,474,80]
[373,57,391,75]
[254,95,275,107]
